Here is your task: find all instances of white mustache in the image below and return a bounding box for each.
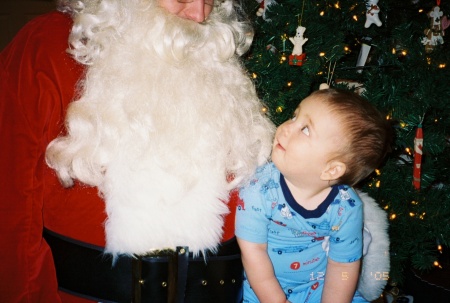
[146,9,236,63]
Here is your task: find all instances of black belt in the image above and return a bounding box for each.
[43,228,243,303]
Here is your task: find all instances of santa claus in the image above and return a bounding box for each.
[0,0,274,302]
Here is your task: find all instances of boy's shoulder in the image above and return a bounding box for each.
[330,185,363,208]
[241,162,280,191]
[250,162,279,182]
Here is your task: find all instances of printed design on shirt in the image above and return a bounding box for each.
[289,228,308,238]
[289,228,325,243]
[278,203,295,219]
[337,206,344,216]
[269,217,287,227]
[302,256,320,267]
[331,218,342,231]
[306,220,330,231]
[236,197,246,211]
[290,261,301,270]
[290,228,305,237]
[260,177,281,214]
[334,185,356,207]
[249,178,259,186]
[272,245,308,255]
[259,178,279,195]
[329,236,344,244]
[350,236,361,247]
[304,282,321,303]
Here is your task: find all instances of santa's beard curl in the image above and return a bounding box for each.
[47,0,274,255]
[59,0,253,64]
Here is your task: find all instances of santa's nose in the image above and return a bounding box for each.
[183,0,209,23]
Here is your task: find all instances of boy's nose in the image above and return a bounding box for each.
[279,123,292,137]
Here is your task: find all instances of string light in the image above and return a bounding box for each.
[405,147,412,155]
[389,213,396,220]
[276,106,284,113]
[252,73,257,79]
[352,15,358,21]
[439,63,446,68]
[434,261,442,268]
[287,82,292,87]
[411,200,419,205]
[436,239,443,254]
[334,2,340,9]
[376,180,381,188]
[409,212,415,217]
[375,169,381,176]
[319,52,326,57]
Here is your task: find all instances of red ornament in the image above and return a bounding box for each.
[289,53,306,66]
[413,124,423,190]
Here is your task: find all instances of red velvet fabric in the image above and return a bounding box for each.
[0,11,237,303]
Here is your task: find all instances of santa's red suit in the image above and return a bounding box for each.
[0,11,240,303]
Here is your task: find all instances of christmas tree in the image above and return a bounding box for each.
[242,0,450,288]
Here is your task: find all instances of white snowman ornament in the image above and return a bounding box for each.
[288,26,308,66]
[365,0,382,28]
[289,26,308,56]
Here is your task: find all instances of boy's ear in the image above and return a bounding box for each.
[320,161,346,181]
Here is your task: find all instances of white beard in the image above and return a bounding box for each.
[47,1,274,256]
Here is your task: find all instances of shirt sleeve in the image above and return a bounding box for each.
[235,181,271,244]
[327,188,364,263]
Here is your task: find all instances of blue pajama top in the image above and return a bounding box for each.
[235,163,364,299]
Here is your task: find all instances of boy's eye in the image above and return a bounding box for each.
[301,126,310,136]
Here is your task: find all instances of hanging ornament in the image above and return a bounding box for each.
[359,1,382,73]
[266,44,277,54]
[365,0,383,28]
[413,122,424,190]
[421,3,445,52]
[289,26,308,66]
[255,0,276,21]
[289,1,307,66]
[356,36,373,73]
[319,60,336,90]
[442,15,450,32]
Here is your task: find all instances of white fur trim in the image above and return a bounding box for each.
[356,191,390,301]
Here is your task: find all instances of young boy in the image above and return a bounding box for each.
[235,88,392,303]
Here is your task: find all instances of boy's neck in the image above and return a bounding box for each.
[284,178,332,211]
